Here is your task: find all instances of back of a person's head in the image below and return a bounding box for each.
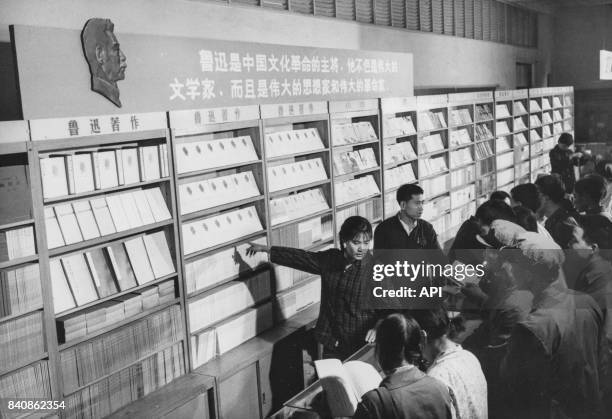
[511,183,540,213]
[595,159,612,181]
[376,313,422,372]
[475,199,517,225]
[411,306,465,342]
[513,205,538,232]
[490,190,511,202]
[558,132,574,146]
[581,214,612,255]
[575,175,607,205]
[535,175,565,203]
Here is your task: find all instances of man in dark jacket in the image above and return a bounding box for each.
[500,232,605,419]
[550,132,583,193]
[535,175,579,246]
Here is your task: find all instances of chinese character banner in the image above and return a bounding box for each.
[13,25,413,120]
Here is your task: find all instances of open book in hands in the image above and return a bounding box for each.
[314,359,382,417]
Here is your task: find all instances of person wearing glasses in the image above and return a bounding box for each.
[247,216,378,360]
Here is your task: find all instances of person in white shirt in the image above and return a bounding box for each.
[413,307,488,419]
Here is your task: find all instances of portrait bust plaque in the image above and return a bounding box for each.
[81,18,127,107]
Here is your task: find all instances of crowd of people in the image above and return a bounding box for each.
[249,133,612,419]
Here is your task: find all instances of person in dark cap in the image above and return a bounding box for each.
[549,132,583,193]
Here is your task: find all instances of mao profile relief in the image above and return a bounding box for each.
[81,18,127,107]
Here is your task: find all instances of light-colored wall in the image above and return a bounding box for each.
[0,0,546,91]
[552,5,612,89]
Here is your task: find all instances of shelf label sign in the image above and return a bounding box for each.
[12,25,413,119]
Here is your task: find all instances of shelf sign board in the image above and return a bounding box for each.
[12,24,413,119]
[600,50,612,80]
[260,101,328,119]
[169,105,260,134]
[380,97,417,114]
[29,112,167,141]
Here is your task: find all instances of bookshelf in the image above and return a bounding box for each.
[472,92,496,206]
[329,99,384,233]
[26,112,187,417]
[494,90,516,193]
[261,101,332,324]
[416,94,452,243]
[168,106,272,372]
[379,97,418,219]
[511,89,531,185]
[0,120,57,405]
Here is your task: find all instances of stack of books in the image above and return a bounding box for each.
[333,148,378,175]
[267,158,327,192]
[0,361,51,399]
[0,311,44,367]
[175,136,258,174]
[475,104,493,121]
[336,199,382,229]
[449,129,472,147]
[179,172,260,215]
[0,264,42,316]
[332,122,378,146]
[418,133,445,154]
[271,214,333,248]
[40,143,169,199]
[383,116,416,137]
[275,277,321,321]
[419,157,448,177]
[269,188,329,226]
[475,141,494,159]
[385,163,417,190]
[334,176,380,206]
[450,166,476,189]
[265,128,324,158]
[422,174,448,197]
[417,111,447,131]
[0,226,35,261]
[450,149,474,169]
[45,187,171,249]
[383,141,417,166]
[449,108,473,126]
[474,123,493,141]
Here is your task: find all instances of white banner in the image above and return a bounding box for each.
[600,50,612,80]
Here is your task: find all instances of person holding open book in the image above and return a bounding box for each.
[247,216,379,360]
[354,313,455,419]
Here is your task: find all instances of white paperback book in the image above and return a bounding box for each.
[40,157,69,199]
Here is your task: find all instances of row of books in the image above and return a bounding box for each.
[418,133,445,154]
[179,171,260,216]
[264,128,325,158]
[188,270,271,333]
[475,104,493,121]
[382,115,416,137]
[474,123,494,141]
[417,111,447,131]
[63,342,184,419]
[475,141,494,160]
[332,122,378,146]
[450,166,476,189]
[57,279,176,343]
[335,199,383,231]
[45,187,171,249]
[477,158,496,178]
[496,104,511,119]
[449,129,472,147]
[182,206,263,255]
[449,108,472,126]
[270,188,329,226]
[530,115,542,127]
[419,157,448,178]
[423,195,450,220]
[184,237,268,295]
[514,117,527,131]
[0,264,42,317]
[334,175,380,206]
[60,305,183,394]
[0,360,51,400]
[50,231,175,314]
[450,149,474,168]
[497,168,515,187]
[271,214,333,248]
[0,225,35,261]
[385,163,417,190]
[422,174,448,198]
[40,144,169,200]
[175,136,259,174]
[275,277,321,321]
[514,101,527,115]
[268,158,328,192]
[383,141,416,166]
[496,121,511,135]
[0,311,44,370]
[333,148,378,175]
[451,185,476,207]
[191,302,274,367]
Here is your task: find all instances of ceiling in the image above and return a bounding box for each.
[501,0,612,14]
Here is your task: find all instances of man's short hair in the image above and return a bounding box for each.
[511,183,540,213]
[581,214,612,253]
[535,175,565,204]
[475,200,517,225]
[575,175,607,204]
[490,190,511,202]
[558,132,574,146]
[396,184,423,204]
[81,18,114,74]
[513,205,538,232]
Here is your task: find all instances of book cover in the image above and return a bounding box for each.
[97,150,119,189]
[84,249,119,298]
[61,254,98,306]
[72,153,95,194]
[72,201,101,241]
[54,203,84,245]
[106,243,138,291]
[49,259,76,313]
[90,198,117,236]
[40,156,69,199]
[142,232,175,278]
[124,236,155,286]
